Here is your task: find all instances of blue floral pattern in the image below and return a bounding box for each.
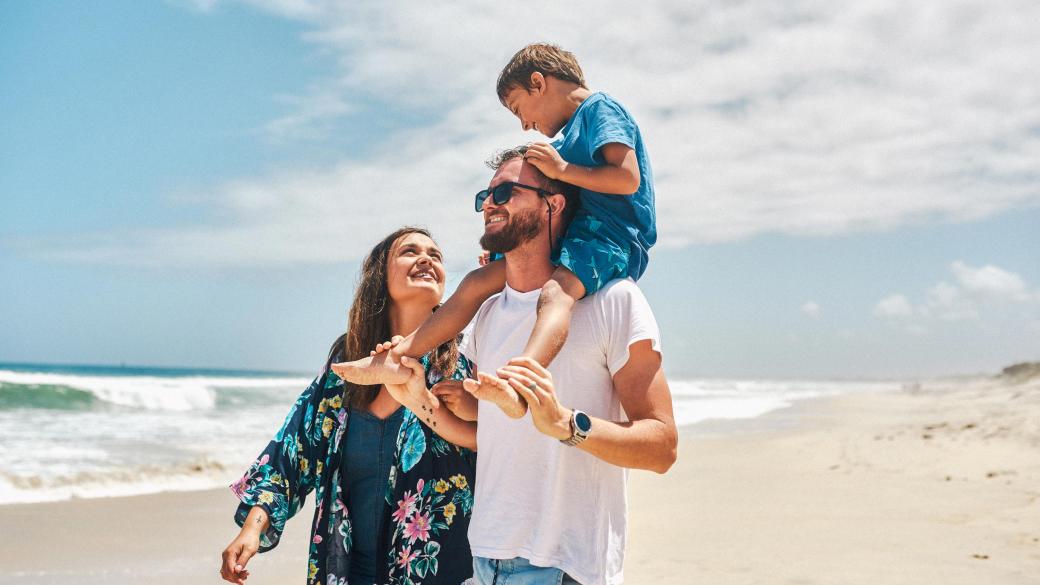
[231,351,475,584]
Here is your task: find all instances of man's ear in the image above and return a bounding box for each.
[530,72,546,94]
[547,193,566,216]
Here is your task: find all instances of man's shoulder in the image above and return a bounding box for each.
[579,278,653,321]
[595,277,647,303]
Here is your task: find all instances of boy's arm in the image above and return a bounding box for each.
[525,141,640,195]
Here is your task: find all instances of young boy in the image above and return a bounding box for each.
[334,43,655,417]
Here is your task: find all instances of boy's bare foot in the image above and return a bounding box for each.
[463,371,528,418]
[331,351,411,385]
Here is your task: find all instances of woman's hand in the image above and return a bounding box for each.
[220,530,259,584]
[431,380,479,421]
[220,506,268,584]
[384,356,439,412]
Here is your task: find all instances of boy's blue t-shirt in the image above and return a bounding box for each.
[552,91,656,280]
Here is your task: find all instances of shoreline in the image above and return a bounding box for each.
[2,378,1038,584]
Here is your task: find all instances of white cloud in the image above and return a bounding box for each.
[874,294,914,318]
[950,260,1030,302]
[800,301,821,318]
[923,281,978,321]
[873,261,1037,325]
[263,86,355,142]
[21,0,1040,267]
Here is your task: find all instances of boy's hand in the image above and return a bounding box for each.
[371,335,405,356]
[524,142,567,180]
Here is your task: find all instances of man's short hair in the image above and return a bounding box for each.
[486,145,580,225]
[496,43,587,104]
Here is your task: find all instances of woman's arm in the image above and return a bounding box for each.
[229,371,331,552]
[220,506,269,584]
[386,357,478,450]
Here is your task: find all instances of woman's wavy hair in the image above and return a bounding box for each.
[329,227,459,410]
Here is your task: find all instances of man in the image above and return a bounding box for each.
[460,145,678,585]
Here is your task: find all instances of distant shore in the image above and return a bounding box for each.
[2,373,1038,584]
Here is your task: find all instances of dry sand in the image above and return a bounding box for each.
[2,374,1038,584]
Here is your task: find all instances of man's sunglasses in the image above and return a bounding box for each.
[474,181,553,212]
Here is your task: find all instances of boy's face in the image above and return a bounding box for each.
[503,85,565,138]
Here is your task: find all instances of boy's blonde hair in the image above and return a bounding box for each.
[496,43,587,104]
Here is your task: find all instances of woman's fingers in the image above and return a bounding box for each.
[236,545,257,575]
[399,355,425,376]
[221,544,243,583]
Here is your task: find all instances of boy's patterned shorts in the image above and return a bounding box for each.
[556,211,631,297]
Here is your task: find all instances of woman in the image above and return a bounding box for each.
[220,227,478,585]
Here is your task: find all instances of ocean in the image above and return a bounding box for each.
[0,362,903,505]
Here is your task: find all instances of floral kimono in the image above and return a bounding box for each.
[231,350,476,585]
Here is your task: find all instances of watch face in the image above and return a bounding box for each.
[574,411,592,433]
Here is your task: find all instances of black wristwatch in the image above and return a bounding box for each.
[561,409,592,446]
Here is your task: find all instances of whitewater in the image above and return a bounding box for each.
[0,363,904,504]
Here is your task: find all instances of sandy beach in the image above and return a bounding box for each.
[2,369,1038,584]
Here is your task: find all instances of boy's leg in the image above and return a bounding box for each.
[332,262,507,386]
[516,211,631,368]
[521,266,585,367]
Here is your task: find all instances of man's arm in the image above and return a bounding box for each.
[500,343,678,474]
[574,340,677,473]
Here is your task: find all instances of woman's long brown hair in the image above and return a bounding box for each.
[330,227,460,410]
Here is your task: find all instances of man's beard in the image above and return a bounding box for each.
[479,208,544,254]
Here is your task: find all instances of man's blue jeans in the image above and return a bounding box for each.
[472,557,580,585]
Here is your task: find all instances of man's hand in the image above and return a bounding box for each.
[463,371,528,418]
[524,142,568,180]
[431,380,478,421]
[497,357,571,440]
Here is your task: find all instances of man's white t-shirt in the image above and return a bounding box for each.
[460,278,661,585]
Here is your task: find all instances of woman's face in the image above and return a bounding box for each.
[385,232,446,309]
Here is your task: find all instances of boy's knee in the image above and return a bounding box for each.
[539,279,574,309]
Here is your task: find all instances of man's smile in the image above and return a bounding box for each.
[485,213,508,226]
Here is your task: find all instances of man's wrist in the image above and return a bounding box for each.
[551,407,574,441]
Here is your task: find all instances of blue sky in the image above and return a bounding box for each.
[2,0,1038,379]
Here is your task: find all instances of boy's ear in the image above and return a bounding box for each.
[530,71,546,94]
